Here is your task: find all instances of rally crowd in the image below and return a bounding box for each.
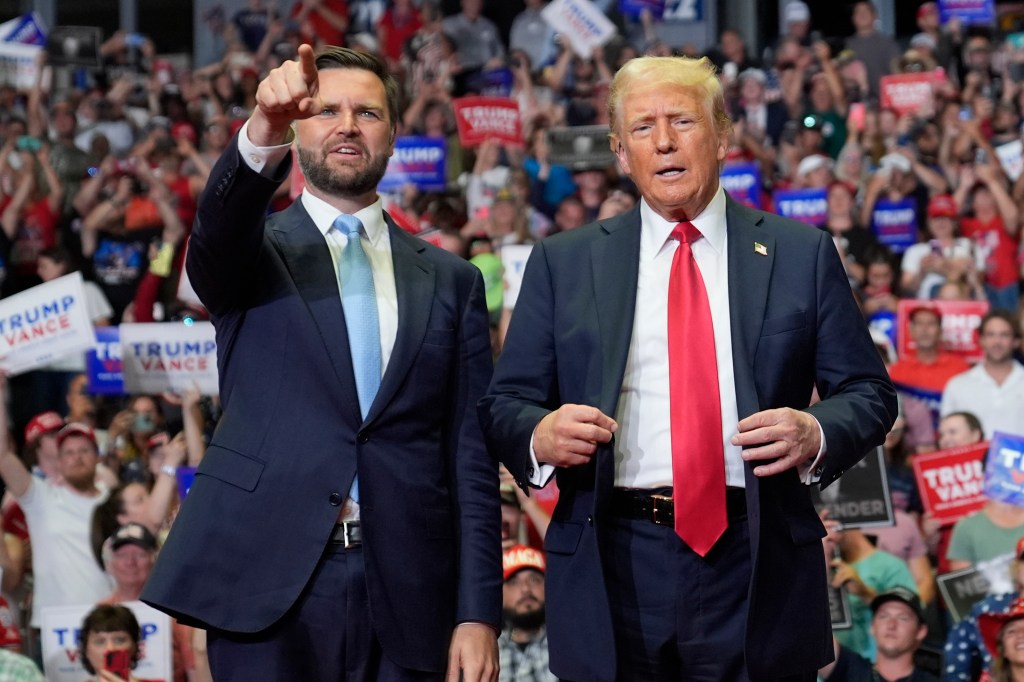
[0,0,1023,679]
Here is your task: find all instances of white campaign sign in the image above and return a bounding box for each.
[541,0,617,58]
[501,245,533,310]
[120,322,219,395]
[0,272,95,375]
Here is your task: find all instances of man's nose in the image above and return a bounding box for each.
[653,120,675,153]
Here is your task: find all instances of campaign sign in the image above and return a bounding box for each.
[983,432,1024,507]
[453,97,523,148]
[501,244,534,310]
[86,325,124,395]
[176,466,197,501]
[879,71,946,116]
[541,0,617,58]
[828,578,853,630]
[772,187,827,226]
[912,442,988,525]
[120,322,219,395]
[811,447,895,529]
[938,0,996,26]
[896,299,988,363]
[2,11,46,46]
[41,600,172,682]
[0,272,95,376]
[937,567,991,622]
[721,163,761,209]
[380,136,447,193]
[467,67,513,98]
[619,0,667,20]
[870,198,917,254]
[868,310,898,357]
[995,140,1023,182]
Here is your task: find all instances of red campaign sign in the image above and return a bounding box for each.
[453,96,524,148]
[896,299,989,363]
[912,441,989,525]
[880,70,947,116]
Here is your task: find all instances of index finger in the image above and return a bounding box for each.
[298,43,318,85]
[571,405,617,433]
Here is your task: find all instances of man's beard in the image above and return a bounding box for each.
[503,605,546,631]
[297,143,390,198]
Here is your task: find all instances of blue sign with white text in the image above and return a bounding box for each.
[380,136,448,193]
[86,325,124,394]
[871,198,918,254]
[984,432,1024,506]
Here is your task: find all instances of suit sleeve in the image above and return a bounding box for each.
[478,242,560,491]
[451,267,503,627]
[805,229,898,487]
[185,134,291,317]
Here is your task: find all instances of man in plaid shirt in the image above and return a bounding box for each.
[499,546,556,682]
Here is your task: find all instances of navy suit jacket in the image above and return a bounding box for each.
[479,198,897,681]
[143,138,502,673]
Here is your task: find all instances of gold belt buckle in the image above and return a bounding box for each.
[650,494,672,525]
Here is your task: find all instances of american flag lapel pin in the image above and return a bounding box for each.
[754,242,768,256]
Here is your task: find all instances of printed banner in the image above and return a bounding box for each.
[453,97,523,148]
[467,67,513,98]
[938,567,991,622]
[983,432,1024,507]
[120,322,219,395]
[879,71,947,116]
[870,198,918,254]
[0,272,96,376]
[868,310,898,358]
[995,140,1023,182]
[619,0,667,20]
[541,0,617,58]
[721,163,762,209]
[811,447,895,529]
[771,187,827,226]
[896,299,988,363]
[501,244,534,310]
[912,442,988,525]
[0,14,45,88]
[938,0,996,26]
[380,136,448,193]
[662,0,703,21]
[86,325,124,395]
[41,600,172,682]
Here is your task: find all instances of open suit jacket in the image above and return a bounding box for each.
[142,137,502,673]
[479,198,897,681]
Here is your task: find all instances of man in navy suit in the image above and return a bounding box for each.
[479,56,897,681]
[143,45,501,681]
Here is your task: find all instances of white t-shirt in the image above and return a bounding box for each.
[19,479,112,627]
[901,238,982,299]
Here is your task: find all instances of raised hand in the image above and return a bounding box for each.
[251,43,323,145]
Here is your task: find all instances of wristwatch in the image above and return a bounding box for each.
[160,464,177,477]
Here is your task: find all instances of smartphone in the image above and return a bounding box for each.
[105,649,132,680]
[15,136,42,153]
[124,32,146,48]
[848,102,866,132]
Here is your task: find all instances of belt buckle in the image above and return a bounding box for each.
[340,521,359,548]
[650,494,672,526]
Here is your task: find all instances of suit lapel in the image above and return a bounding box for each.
[591,207,642,417]
[726,197,773,421]
[270,201,362,425]
[364,217,434,424]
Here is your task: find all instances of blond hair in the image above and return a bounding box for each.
[607,56,732,138]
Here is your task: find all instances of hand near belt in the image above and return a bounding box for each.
[533,404,618,467]
[733,408,821,477]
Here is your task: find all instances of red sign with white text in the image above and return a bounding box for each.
[880,70,947,116]
[912,442,989,525]
[453,97,523,148]
[896,299,989,363]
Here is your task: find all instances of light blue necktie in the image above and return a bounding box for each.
[335,214,380,503]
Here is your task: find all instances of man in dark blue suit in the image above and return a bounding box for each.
[479,56,897,681]
[143,45,501,681]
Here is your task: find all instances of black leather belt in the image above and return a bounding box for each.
[330,521,362,548]
[610,487,747,526]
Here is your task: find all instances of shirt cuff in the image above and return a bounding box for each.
[798,417,827,485]
[238,119,294,177]
[528,430,557,488]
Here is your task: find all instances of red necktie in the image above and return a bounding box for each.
[668,221,726,557]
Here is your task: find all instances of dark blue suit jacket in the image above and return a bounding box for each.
[143,138,501,673]
[479,198,897,681]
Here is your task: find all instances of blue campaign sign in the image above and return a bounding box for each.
[380,136,448,193]
[721,163,761,209]
[619,0,667,20]
[469,68,513,98]
[871,198,918,254]
[868,310,898,354]
[176,466,197,501]
[772,187,827,226]
[984,432,1024,506]
[662,0,703,21]
[85,325,123,395]
[938,0,995,26]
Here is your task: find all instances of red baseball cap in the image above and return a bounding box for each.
[502,545,546,581]
[927,194,958,218]
[917,2,937,20]
[908,303,942,323]
[56,422,97,448]
[24,412,64,444]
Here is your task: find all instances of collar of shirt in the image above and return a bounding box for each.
[301,190,389,247]
[640,183,727,261]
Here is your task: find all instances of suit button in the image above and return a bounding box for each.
[329,493,343,506]
[357,432,369,444]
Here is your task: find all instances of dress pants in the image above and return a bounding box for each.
[207,543,443,682]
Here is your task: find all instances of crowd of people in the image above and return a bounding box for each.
[0,0,1022,679]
